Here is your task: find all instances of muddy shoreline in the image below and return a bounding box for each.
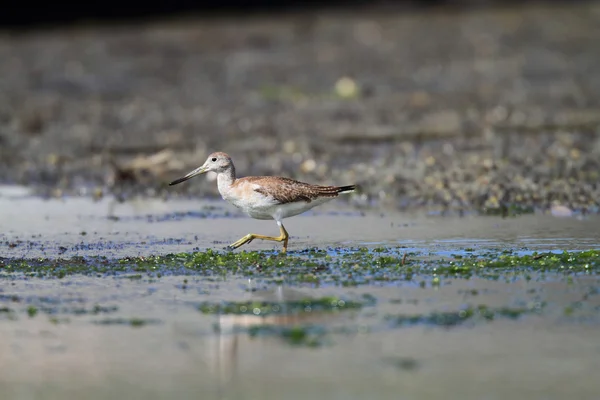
[1,2,600,214]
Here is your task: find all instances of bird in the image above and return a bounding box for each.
[169,152,356,253]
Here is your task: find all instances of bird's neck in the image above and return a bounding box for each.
[217,165,236,195]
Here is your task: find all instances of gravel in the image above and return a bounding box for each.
[1,2,599,214]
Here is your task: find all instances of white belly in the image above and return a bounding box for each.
[225,193,331,221]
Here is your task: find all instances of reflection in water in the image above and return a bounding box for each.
[205,285,346,391]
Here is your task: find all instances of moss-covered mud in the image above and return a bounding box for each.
[2,247,599,282]
[1,197,600,400]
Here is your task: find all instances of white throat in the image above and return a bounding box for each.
[216,166,236,199]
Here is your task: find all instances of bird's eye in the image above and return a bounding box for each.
[211,157,217,162]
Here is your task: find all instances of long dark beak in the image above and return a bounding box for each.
[169,165,208,186]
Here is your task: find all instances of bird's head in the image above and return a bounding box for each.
[169,152,233,186]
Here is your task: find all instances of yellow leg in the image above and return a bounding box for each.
[228,223,289,253]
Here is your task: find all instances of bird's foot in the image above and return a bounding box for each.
[227,231,288,252]
[228,234,255,250]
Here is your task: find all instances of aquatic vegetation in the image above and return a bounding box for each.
[92,317,161,327]
[0,249,597,285]
[247,324,329,347]
[27,306,38,318]
[0,293,119,320]
[382,357,420,371]
[198,295,373,316]
[385,303,543,328]
[0,247,597,350]
[480,203,536,217]
[0,306,17,321]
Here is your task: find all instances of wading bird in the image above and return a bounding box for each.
[169,152,356,253]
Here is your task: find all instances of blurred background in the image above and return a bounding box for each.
[1,0,599,214]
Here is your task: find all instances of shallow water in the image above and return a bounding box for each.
[1,193,599,400]
[1,194,599,258]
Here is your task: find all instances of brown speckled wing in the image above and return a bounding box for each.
[239,176,355,205]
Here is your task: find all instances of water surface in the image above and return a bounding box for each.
[1,194,599,400]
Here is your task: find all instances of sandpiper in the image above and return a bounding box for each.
[169,152,356,253]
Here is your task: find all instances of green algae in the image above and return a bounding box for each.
[92,317,161,327]
[198,295,374,316]
[481,203,536,217]
[0,306,17,321]
[49,316,70,325]
[0,249,598,285]
[383,357,420,371]
[386,303,543,328]
[0,295,119,319]
[247,324,328,347]
[0,247,597,349]
[27,306,38,318]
